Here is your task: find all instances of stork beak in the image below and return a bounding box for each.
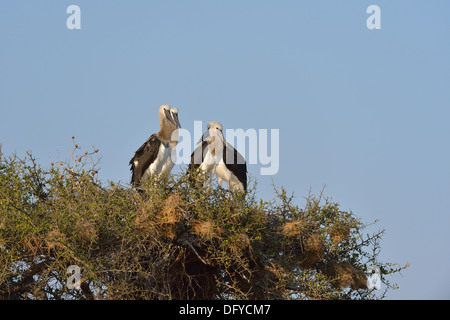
[164,109,176,127]
[196,129,211,145]
[171,112,181,129]
[197,128,224,145]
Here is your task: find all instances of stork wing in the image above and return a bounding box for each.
[129,134,161,185]
[223,142,247,191]
[189,140,208,169]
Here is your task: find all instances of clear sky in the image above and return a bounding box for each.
[1,1,449,299]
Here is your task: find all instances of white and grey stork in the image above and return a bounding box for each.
[129,104,177,186]
[160,107,181,176]
[189,121,247,192]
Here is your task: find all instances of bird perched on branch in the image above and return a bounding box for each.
[129,104,178,186]
[189,121,247,192]
[161,107,181,176]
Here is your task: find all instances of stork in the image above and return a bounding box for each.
[189,122,224,186]
[189,121,247,192]
[161,107,181,176]
[129,104,177,186]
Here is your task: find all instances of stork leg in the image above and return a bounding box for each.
[207,171,213,190]
[205,173,211,190]
[216,178,225,200]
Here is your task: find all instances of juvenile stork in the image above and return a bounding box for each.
[129,104,176,186]
[161,107,181,175]
[189,122,224,186]
[189,121,247,192]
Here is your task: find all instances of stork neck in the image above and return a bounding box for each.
[158,119,172,143]
[170,126,179,143]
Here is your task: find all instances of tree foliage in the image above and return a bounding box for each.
[0,141,407,300]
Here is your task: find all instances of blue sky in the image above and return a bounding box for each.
[1,1,449,299]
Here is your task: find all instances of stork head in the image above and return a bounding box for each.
[197,121,224,145]
[170,107,181,129]
[159,104,176,127]
[207,121,223,132]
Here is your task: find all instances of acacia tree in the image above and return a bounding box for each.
[0,141,407,300]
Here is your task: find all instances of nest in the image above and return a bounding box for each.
[329,224,351,245]
[44,229,68,254]
[158,194,186,239]
[134,193,188,239]
[301,233,325,269]
[280,219,309,238]
[324,261,367,290]
[192,220,224,240]
[159,193,186,224]
[23,234,43,255]
[75,219,98,244]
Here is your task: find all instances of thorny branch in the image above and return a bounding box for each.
[0,145,408,300]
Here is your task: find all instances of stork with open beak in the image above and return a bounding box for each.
[129,104,177,186]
